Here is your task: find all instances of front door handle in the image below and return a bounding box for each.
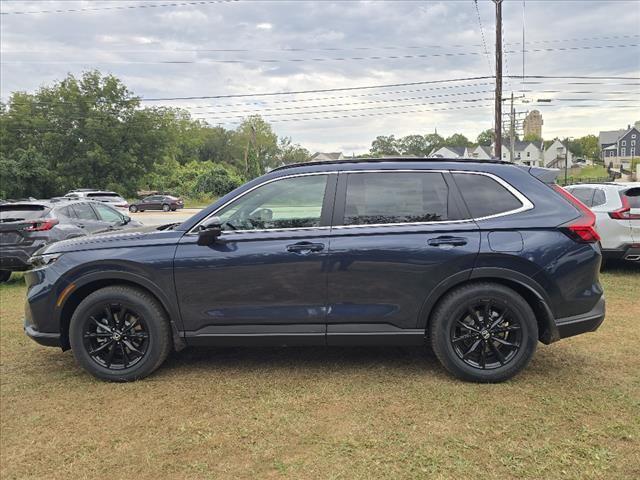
[427,236,468,247]
[286,242,325,254]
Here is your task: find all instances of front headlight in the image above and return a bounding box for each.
[29,253,63,268]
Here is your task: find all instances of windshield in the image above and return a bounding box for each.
[0,205,49,222]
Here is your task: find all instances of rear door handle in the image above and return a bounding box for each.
[427,236,468,247]
[286,242,325,253]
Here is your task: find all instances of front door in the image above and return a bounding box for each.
[174,173,337,346]
[326,171,481,344]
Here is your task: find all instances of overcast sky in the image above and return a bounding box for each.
[1,0,639,154]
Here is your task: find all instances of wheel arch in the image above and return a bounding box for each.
[58,273,186,352]
[419,268,558,344]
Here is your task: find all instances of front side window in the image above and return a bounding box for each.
[452,173,523,218]
[93,203,124,222]
[216,175,328,231]
[343,172,449,225]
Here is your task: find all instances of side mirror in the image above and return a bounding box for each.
[122,215,131,225]
[197,216,223,246]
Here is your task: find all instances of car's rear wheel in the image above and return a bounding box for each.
[129,205,138,213]
[69,286,172,382]
[429,283,537,383]
[0,270,11,283]
[162,204,170,212]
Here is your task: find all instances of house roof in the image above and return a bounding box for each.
[499,140,540,152]
[442,146,466,156]
[310,152,344,161]
[475,145,492,156]
[599,129,626,146]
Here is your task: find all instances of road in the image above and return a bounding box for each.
[130,208,202,226]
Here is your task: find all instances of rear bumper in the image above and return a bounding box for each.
[0,247,35,271]
[602,244,640,261]
[24,320,61,348]
[554,296,606,340]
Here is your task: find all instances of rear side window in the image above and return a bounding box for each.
[623,187,640,208]
[71,203,98,220]
[568,187,595,207]
[0,205,48,221]
[452,173,523,219]
[592,189,606,207]
[343,172,449,225]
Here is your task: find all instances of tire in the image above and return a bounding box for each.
[69,285,172,382]
[162,204,170,212]
[429,283,538,383]
[170,206,177,212]
[0,270,11,283]
[129,205,138,213]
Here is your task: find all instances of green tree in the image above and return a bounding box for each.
[444,133,472,147]
[277,137,310,165]
[397,135,431,156]
[369,135,400,156]
[523,133,543,143]
[233,116,279,178]
[476,129,494,146]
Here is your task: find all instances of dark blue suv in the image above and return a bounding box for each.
[24,159,605,382]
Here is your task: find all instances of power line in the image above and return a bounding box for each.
[473,0,493,74]
[141,76,495,101]
[0,0,236,16]
[3,43,637,65]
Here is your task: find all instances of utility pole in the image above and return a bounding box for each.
[509,92,515,163]
[493,0,503,159]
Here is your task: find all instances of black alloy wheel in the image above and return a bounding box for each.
[430,282,537,383]
[82,303,149,370]
[451,301,522,370]
[69,285,171,381]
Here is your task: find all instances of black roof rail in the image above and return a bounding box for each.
[271,157,512,172]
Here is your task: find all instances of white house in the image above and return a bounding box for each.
[428,146,467,158]
[492,141,543,166]
[310,152,345,162]
[465,145,493,159]
[543,139,573,168]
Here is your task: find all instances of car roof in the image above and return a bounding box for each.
[271,157,512,172]
[566,182,639,189]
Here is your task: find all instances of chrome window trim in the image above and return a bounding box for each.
[188,169,533,235]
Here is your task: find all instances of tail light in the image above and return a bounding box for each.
[23,218,59,232]
[609,194,640,220]
[552,185,600,243]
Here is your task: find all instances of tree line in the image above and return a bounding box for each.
[0,71,309,200]
[0,70,602,201]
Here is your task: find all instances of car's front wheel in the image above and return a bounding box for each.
[429,283,537,383]
[69,286,172,382]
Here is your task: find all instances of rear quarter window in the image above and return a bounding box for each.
[452,173,523,219]
[623,187,640,208]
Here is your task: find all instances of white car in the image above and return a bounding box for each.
[565,182,639,263]
[63,190,129,214]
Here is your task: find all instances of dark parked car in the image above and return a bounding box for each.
[1,200,141,282]
[129,195,183,213]
[24,159,604,382]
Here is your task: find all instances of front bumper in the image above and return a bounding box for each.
[24,320,61,347]
[554,296,606,340]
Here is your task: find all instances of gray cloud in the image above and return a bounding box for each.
[1,0,639,153]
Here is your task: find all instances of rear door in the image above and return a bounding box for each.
[69,202,105,234]
[326,170,480,344]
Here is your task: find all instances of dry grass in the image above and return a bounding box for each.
[1,267,639,480]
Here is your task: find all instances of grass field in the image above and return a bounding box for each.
[1,267,639,480]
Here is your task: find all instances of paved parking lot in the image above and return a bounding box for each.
[130,208,202,226]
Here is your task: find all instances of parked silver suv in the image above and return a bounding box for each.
[565,182,639,262]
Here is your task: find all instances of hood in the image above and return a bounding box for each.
[41,225,185,254]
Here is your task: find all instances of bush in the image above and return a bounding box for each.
[194,163,244,197]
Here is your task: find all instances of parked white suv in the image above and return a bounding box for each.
[63,190,129,213]
[565,183,639,262]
